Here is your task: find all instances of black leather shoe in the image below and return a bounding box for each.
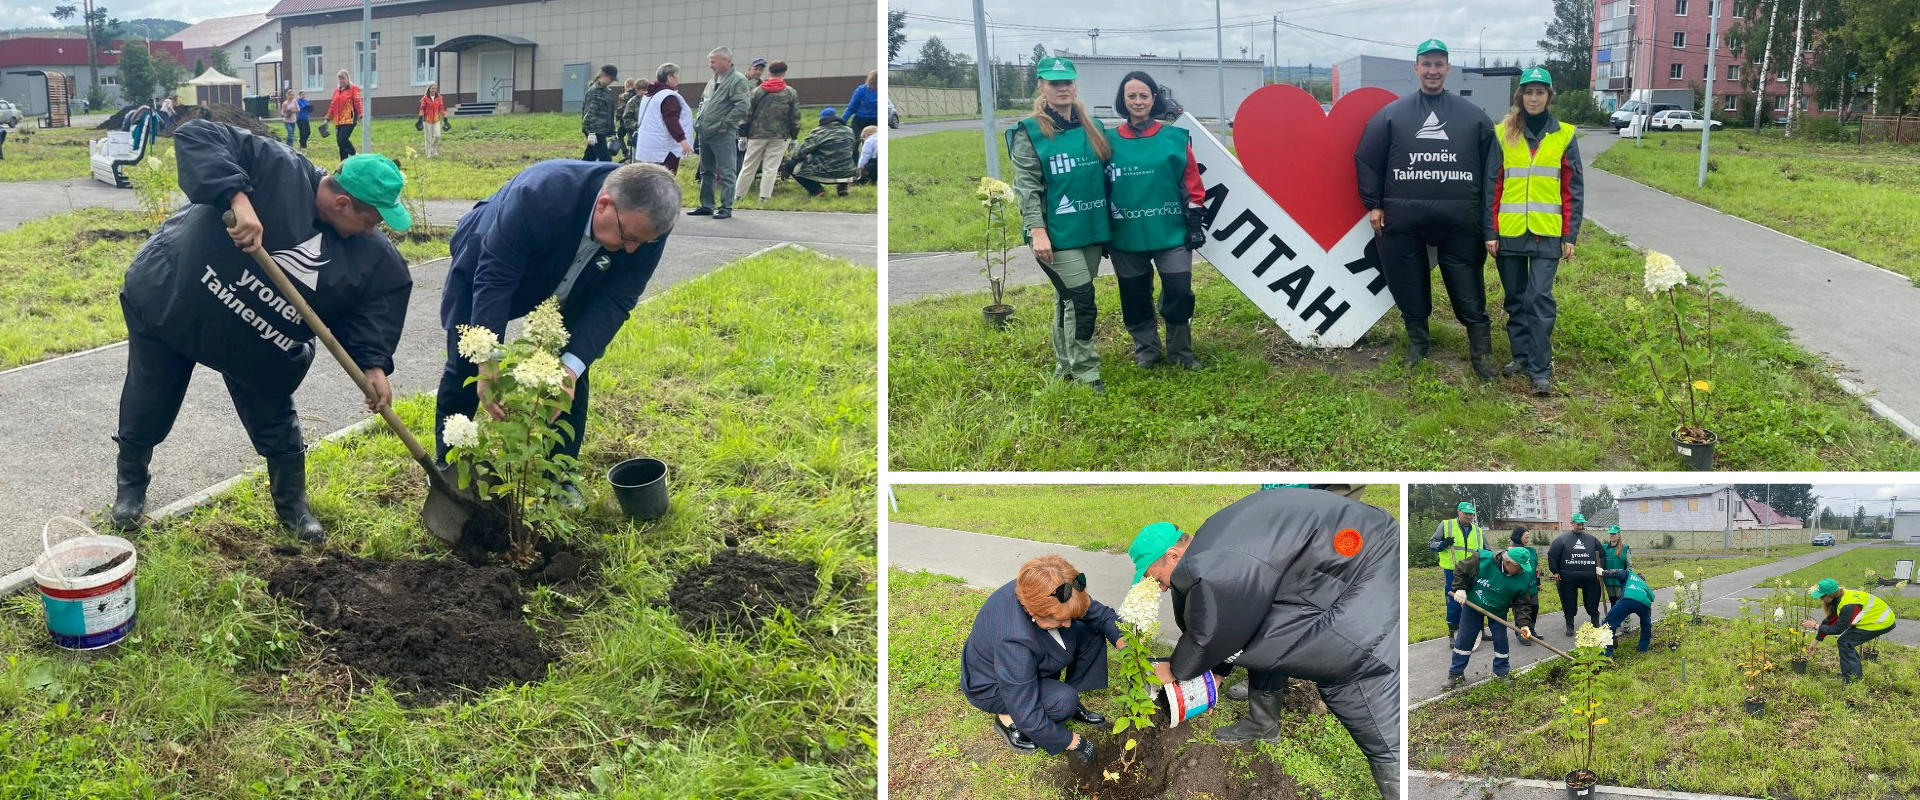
[1085,379,1106,395]
[992,716,1036,751]
[688,207,713,216]
[1072,704,1105,725]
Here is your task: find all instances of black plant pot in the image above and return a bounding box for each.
[1667,641,1680,652]
[606,457,669,521]
[1744,698,1766,716]
[1865,650,1879,661]
[1565,769,1598,799]
[1791,659,1808,674]
[982,304,1013,330]
[1672,427,1718,471]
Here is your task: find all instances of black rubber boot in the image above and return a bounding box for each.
[1532,376,1553,396]
[1212,688,1283,744]
[1165,324,1202,371]
[266,453,325,544]
[1126,321,1163,368]
[1370,760,1402,800]
[1447,624,1458,642]
[1467,323,1496,381]
[1227,680,1250,702]
[1445,673,1466,690]
[1402,320,1430,367]
[110,442,154,532]
[1500,359,1525,378]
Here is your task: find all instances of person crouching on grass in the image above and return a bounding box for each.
[1801,578,1897,684]
[959,554,1117,765]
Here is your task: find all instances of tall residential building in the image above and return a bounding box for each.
[1591,0,1812,118]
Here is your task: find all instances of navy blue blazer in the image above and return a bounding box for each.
[444,160,668,370]
[959,580,1122,754]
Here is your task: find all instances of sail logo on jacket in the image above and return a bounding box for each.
[1047,152,1077,175]
[1055,194,1104,215]
[269,234,329,291]
[197,233,327,354]
[1415,111,1449,140]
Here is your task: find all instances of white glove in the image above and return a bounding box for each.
[587,133,598,145]
[1450,590,1467,606]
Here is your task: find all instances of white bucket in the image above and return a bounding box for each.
[1150,667,1219,728]
[31,517,138,651]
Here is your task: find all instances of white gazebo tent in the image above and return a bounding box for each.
[177,67,245,108]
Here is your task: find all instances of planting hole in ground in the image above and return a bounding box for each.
[669,549,819,635]
[1064,720,1311,800]
[267,552,553,701]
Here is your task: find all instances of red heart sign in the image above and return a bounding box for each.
[1230,84,1397,252]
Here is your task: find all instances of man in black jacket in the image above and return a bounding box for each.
[436,160,680,506]
[1354,39,1500,376]
[1130,489,1401,799]
[112,119,415,543]
[1547,513,1605,636]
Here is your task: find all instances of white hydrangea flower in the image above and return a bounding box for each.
[1775,607,1785,620]
[1667,601,1679,611]
[511,350,570,391]
[524,298,571,351]
[1118,578,1161,632]
[1674,570,1685,580]
[1574,624,1611,650]
[1644,251,1687,294]
[1690,582,1700,591]
[457,325,501,363]
[976,176,1016,205]
[441,413,480,449]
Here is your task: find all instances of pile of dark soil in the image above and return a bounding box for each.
[669,549,819,635]
[267,552,553,701]
[1065,722,1311,800]
[162,105,272,138]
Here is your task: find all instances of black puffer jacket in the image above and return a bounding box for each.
[1354,89,1498,228]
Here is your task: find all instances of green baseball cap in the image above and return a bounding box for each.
[1457,501,1476,514]
[1809,578,1841,598]
[1572,513,1587,524]
[1128,522,1183,585]
[334,154,412,232]
[1607,524,1621,534]
[1520,66,1554,87]
[1416,39,1449,57]
[1035,56,1078,81]
[1505,546,1535,572]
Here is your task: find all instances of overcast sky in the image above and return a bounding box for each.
[1,1,272,30]
[895,0,1558,70]
[1579,483,1920,515]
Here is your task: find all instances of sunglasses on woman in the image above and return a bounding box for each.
[1052,572,1088,604]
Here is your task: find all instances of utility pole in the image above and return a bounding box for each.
[1785,0,1807,136]
[1763,483,1771,557]
[1755,0,1779,131]
[972,0,998,178]
[361,0,372,152]
[1698,0,1719,187]
[1088,28,1099,55]
[1479,26,1487,68]
[1725,487,1733,550]
[1272,14,1280,85]
[1215,0,1226,124]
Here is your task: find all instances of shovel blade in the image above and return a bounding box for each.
[417,460,494,547]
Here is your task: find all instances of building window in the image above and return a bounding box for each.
[1732,1,1746,15]
[1673,31,1687,48]
[1640,502,1650,513]
[1728,64,1741,81]
[304,46,324,91]
[412,35,437,85]
[243,45,252,62]
[1689,498,1700,511]
[1776,69,1787,82]
[1675,0,1688,14]
[355,33,380,89]
[1774,94,1788,110]
[1663,500,1674,512]
[1670,63,1685,79]
[1704,63,1711,79]
[1724,94,1739,111]
[1718,498,1726,510]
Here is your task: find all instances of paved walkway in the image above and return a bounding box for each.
[1407,541,1917,704]
[0,178,143,231]
[888,522,1181,645]
[1411,771,1759,800]
[0,209,875,577]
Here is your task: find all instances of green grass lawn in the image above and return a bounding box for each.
[890,484,1398,553]
[1760,545,1920,620]
[1407,555,1778,643]
[0,247,877,798]
[888,568,1377,800]
[0,124,95,182]
[1410,615,1920,799]
[887,129,1009,253]
[1594,129,1920,280]
[887,224,1920,470]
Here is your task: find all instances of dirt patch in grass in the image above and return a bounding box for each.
[267,551,553,702]
[74,227,151,245]
[1065,721,1311,800]
[669,548,819,635]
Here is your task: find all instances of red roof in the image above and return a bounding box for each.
[0,38,184,69]
[1744,499,1802,528]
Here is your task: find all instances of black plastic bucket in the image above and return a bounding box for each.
[1672,428,1718,471]
[1565,770,1597,799]
[1791,659,1808,674]
[607,457,669,521]
[1744,698,1766,716]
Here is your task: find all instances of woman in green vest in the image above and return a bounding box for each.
[1596,565,1655,657]
[1106,71,1207,371]
[1601,525,1632,603]
[1482,67,1584,397]
[1800,578,1897,683]
[1008,57,1114,391]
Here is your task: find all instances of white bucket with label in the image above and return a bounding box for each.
[32,517,138,651]
[1149,665,1219,728]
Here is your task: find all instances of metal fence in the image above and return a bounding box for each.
[1615,528,1846,551]
[890,86,979,118]
[1858,115,1920,145]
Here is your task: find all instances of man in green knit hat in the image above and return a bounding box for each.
[1446,546,1540,688]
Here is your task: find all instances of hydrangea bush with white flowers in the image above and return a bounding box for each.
[976,177,1020,310]
[441,297,579,561]
[1625,250,1725,446]
[1103,578,1165,783]
[1559,624,1612,783]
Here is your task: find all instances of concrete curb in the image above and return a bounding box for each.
[1406,655,1561,712]
[1411,770,1760,800]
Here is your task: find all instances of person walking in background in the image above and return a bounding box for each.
[620,79,644,162]
[295,90,312,149]
[740,60,800,205]
[789,107,856,198]
[958,554,1115,764]
[1008,56,1111,392]
[691,47,750,219]
[857,125,879,184]
[613,78,637,162]
[158,94,176,129]
[581,64,618,163]
[1429,501,1489,642]
[328,70,363,160]
[1105,70,1206,372]
[1547,513,1605,637]
[635,63,693,174]
[845,69,879,134]
[280,89,299,147]
[1485,67,1583,396]
[418,83,447,158]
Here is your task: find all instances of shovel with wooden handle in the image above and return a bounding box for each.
[1463,597,1574,659]
[223,211,489,547]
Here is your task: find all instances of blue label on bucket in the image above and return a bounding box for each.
[40,578,136,641]
[48,612,136,650]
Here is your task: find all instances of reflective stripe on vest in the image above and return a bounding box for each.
[1439,518,1485,570]
[1842,589,1894,631]
[1494,121,1574,238]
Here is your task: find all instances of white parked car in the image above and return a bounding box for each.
[1650,110,1724,132]
[0,99,22,127]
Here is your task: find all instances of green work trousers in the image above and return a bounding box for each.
[1038,244,1104,384]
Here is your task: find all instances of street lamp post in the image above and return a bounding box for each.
[972,0,998,178]
[1215,0,1226,124]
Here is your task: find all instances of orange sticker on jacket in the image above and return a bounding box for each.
[1334,528,1363,557]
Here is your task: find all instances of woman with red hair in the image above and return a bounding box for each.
[959,554,1122,763]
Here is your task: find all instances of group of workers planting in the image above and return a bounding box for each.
[1433,499,1898,689]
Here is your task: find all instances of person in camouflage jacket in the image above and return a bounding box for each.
[618,81,643,163]
[790,108,857,198]
[581,64,618,162]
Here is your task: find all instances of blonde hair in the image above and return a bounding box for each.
[1500,83,1558,148]
[1014,555,1091,622]
[1028,87,1111,162]
[860,125,878,139]
[867,69,878,89]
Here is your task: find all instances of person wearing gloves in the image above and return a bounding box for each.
[581,64,619,163]
[1484,67,1583,396]
[691,47,751,219]
[1594,565,1655,657]
[1800,578,1897,683]
[634,63,694,174]
[1429,501,1490,642]
[1007,56,1113,393]
[1509,526,1541,646]
[1547,513,1605,637]
[111,120,414,543]
[1446,546,1541,689]
[1106,71,1207,372]
[1601,524,1632,605]
[960,554,1117,765]
[1129,489,1402,799]
[1355,39,1500,376]
[434,161,681,506]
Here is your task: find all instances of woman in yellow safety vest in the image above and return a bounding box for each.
[1427,501,1489,641]
[1800,578,1896,684]
[1483,67,1583,398]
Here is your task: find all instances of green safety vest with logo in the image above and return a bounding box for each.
[1466,551,1536,617]
[1106,125,1190,253]
[1493,121,1574,237]
[1015,116,1111,251]
[1437,518,1487,570]
[1620,572,1654,606]
[1839,589,1895,632]
[1602,543,1631,588]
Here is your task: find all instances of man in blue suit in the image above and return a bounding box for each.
[436,160,681,505]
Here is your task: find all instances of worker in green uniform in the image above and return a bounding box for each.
[1595,565,1654,657]
[1600,524,1633,635]
[1800,578,1898,683]
[1007,56,1114,393]
[1445,546,1540,688]
[1427,501,1489,641]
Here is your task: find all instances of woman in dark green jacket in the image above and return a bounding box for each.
[1008,57,1113,392]
[1106,71,1208,371]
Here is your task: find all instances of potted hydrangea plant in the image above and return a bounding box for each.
[1627,251,1725,470]
[976,177,1019,329]
[1560,624,1613,798]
